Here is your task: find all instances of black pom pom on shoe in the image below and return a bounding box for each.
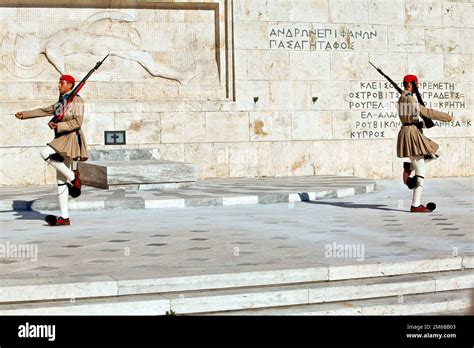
[45,215,57,226]
[68,185,81,198]
[426,202,436,211]
[406,176,417,190]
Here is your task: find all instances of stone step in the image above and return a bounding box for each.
[0,270,472,315]
[77,148,195,190]
[207,289,473,316]
[422,309,471,315]
[88,148,161,161]
[1,256,471,304]
[0,175,377,211]
[26,182,375,211]
[78,159,197,190]
[168,270,474,314]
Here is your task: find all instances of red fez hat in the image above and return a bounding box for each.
[403,74,418,84]
[59,74,75,85]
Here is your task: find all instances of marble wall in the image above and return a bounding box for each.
[0,0,472,186]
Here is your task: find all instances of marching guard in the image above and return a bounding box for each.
[397,74,454,213]
[15,74,88,226]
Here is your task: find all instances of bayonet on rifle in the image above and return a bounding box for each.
[50,54,109,125]
[369,61,434,129]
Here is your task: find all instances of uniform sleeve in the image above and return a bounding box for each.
[407,95,452,122]
[56,97,84,133]
[20,104,55,119]
[418,105,452,122]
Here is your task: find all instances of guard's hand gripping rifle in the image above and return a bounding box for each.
[369,61,434,129]
[50,54,109,125]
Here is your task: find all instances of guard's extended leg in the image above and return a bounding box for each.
[409,156,430,213]
[41,146,75,182]
[57,170,69,220]
[41,146,81,197]
[45,163,72,226]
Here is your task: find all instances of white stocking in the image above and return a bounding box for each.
[409,156,426,207]
[40,146,75,182]
[56,170,70,219]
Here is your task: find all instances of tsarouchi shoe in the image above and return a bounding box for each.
[68,170,82,198]
[410,205,431,213]
[45,215,71,226]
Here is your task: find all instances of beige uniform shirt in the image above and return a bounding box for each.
[396,90,451,158]
[20,95,88,161]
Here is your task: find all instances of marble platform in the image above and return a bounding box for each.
[0,175,376,211]
[78,149,197,190]
[0,178,472,315]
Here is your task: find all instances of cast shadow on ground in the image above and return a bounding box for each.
[9,200,49,220]
[298,193,408,213]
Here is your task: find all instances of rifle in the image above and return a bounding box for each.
[369,61,434,129]
[50,54,109,127]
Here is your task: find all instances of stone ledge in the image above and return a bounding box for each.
[0,176,377,211]
[77,148,197,190]
[20,182,376,211]
[0,268,472,315]
[212,289,473,316]
[88,148,161,161]
[0,256,471,304]
[78,159,197,190]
